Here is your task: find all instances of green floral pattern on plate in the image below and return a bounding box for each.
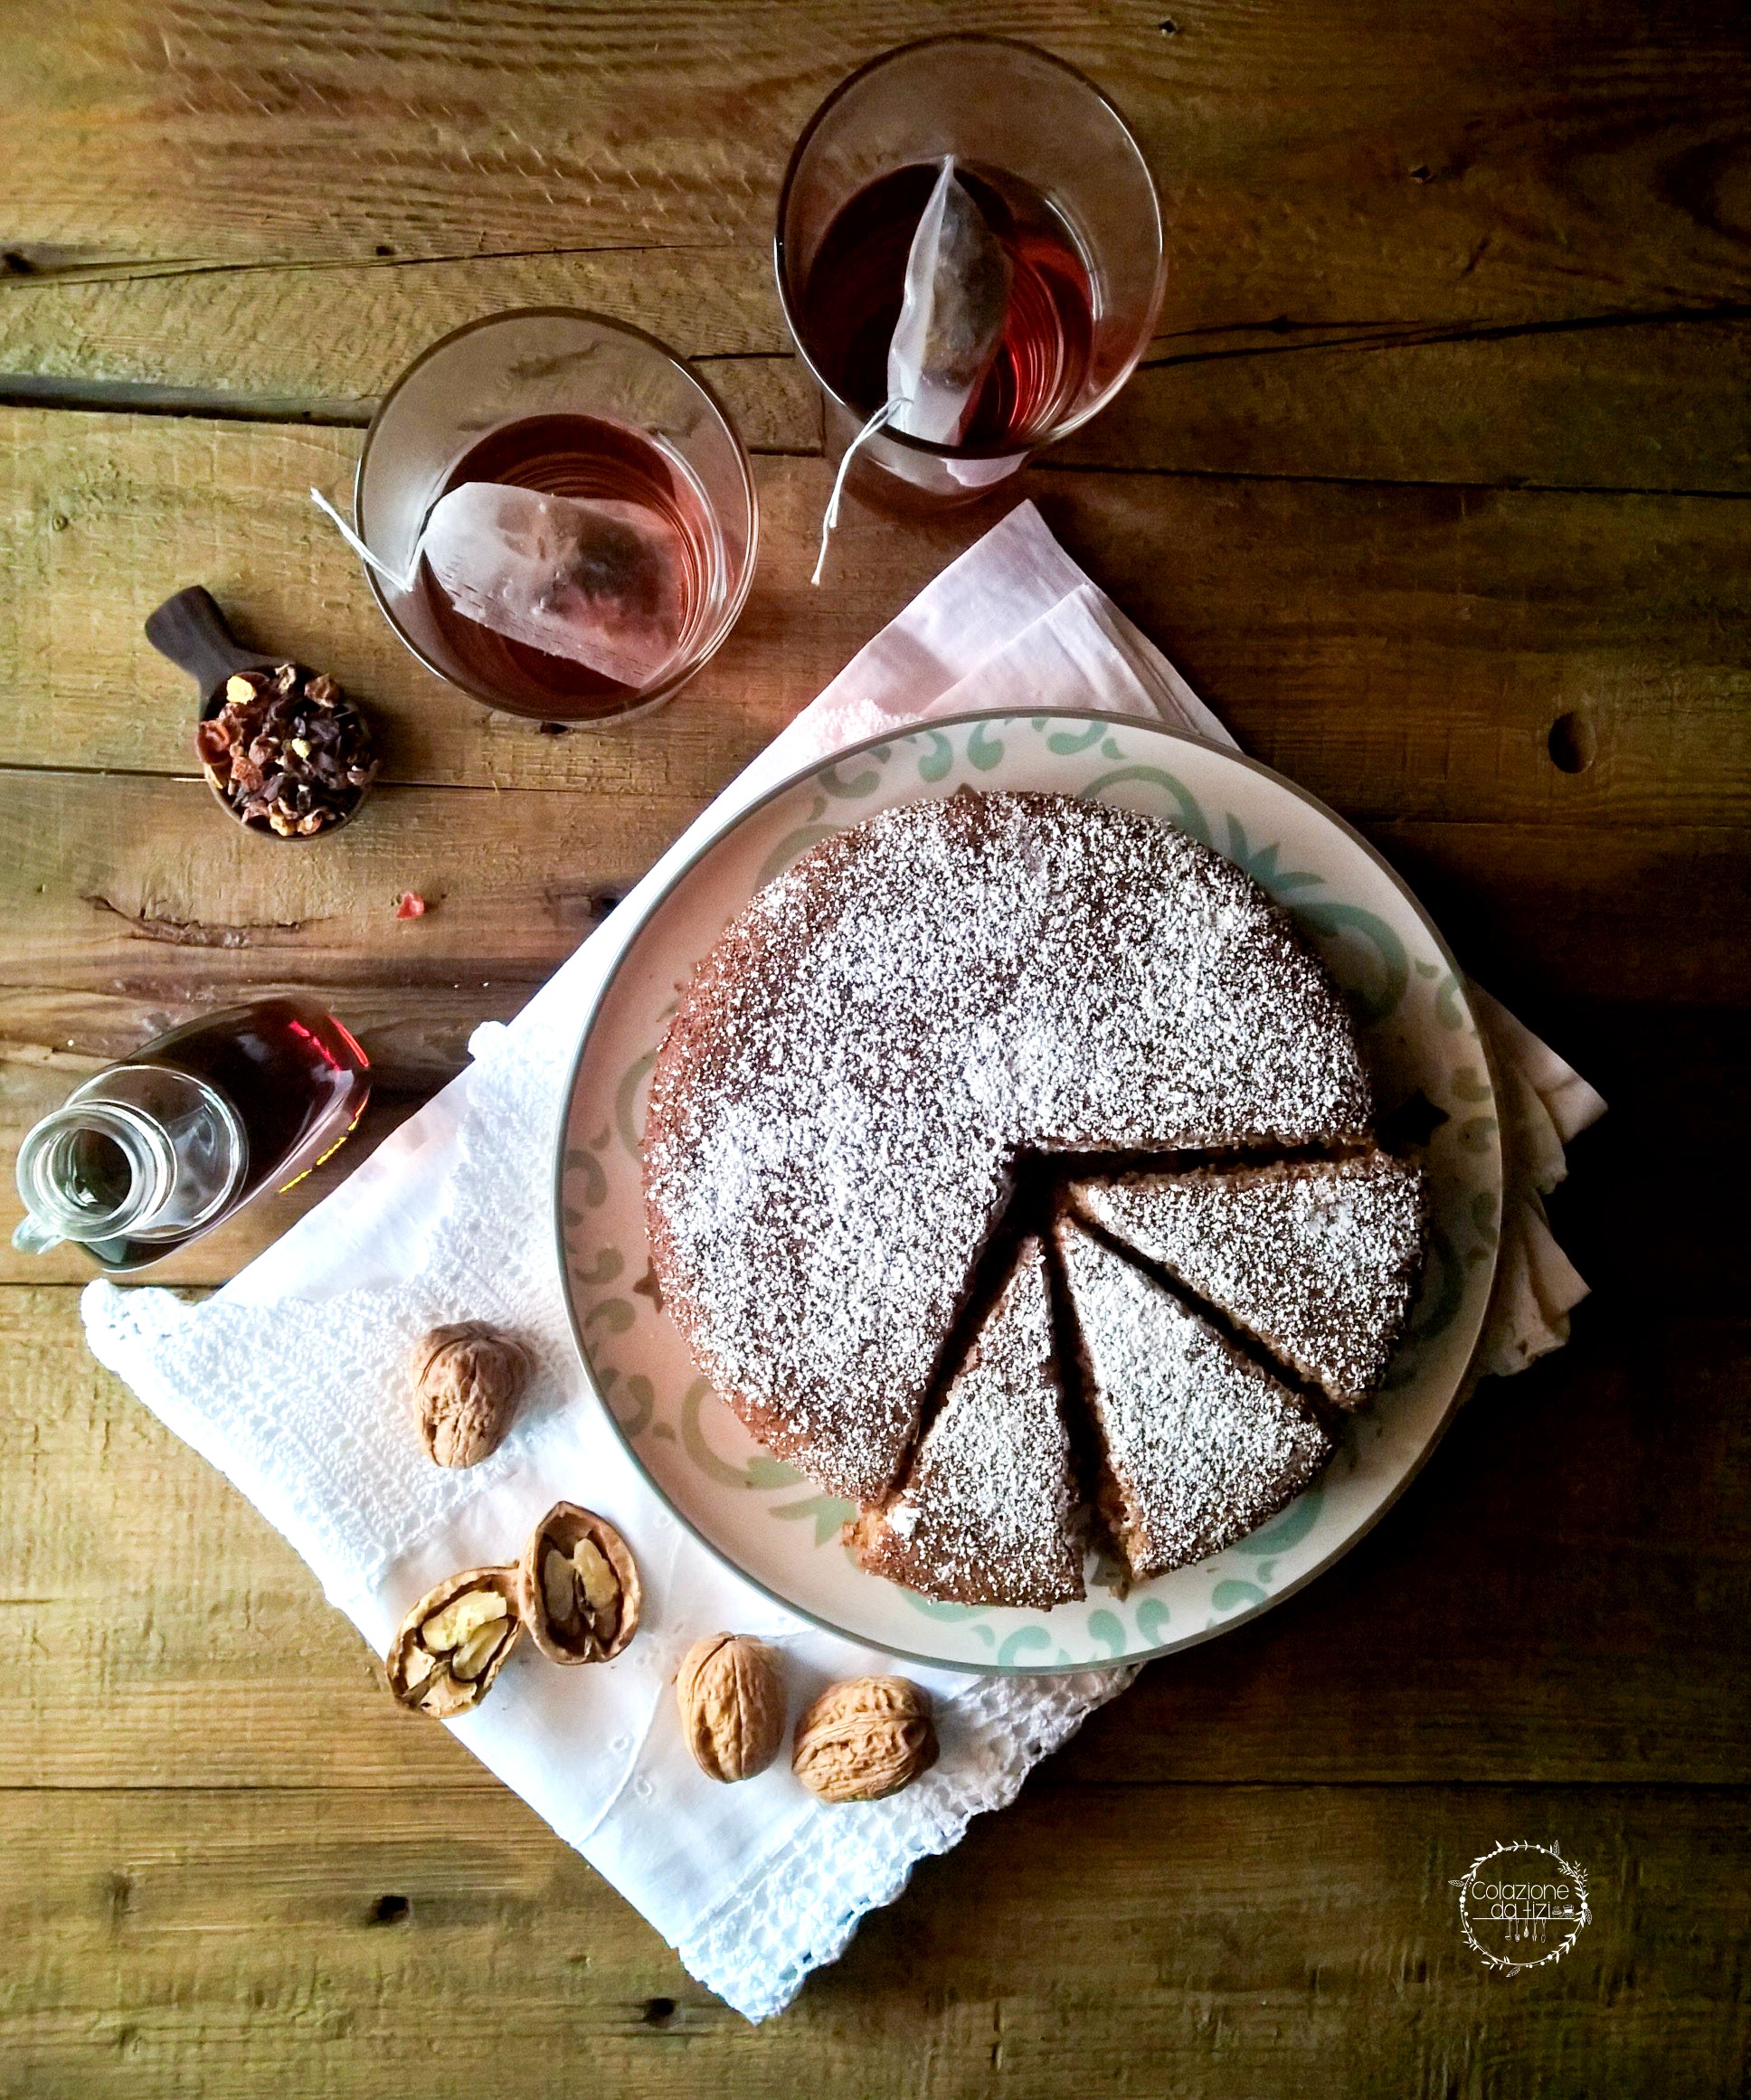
[558,714,1502,1673]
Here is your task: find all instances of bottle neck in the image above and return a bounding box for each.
[14,1064,248,1254]
[16,1101,178,1244]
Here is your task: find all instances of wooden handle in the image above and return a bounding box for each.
[144,587,280,706]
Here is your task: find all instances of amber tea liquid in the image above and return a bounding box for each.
[800,163,1095,449]
[412,412,724,718]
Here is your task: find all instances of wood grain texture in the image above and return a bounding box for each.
[3,0,1748,2087]
[6,257,1750,495]
[4,1,1747,306]
[5,1,1751,493]
[5,410,1750,828]
[2,1782,1746,2100]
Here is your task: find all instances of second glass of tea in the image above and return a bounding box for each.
[354,309,758,723]
[776,36,1166,505]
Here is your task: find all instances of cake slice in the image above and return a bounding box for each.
[1066,1150,1426,1406]
[852,1237,1085,1608]
[1054,1219,1332,1580]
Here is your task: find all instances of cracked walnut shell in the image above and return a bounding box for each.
[677,1635,786,1783]
[519,1502,640,1663]
[387,1566,523,1718]
[414,1321,532,1468]
[791,1675,939,1803]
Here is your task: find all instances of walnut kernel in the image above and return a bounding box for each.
[415,1320,531,1468]
[518,1502,639,1663]
[791,1676,938,1803]
[676,1635,786,1783]
[386,1566,522,1718]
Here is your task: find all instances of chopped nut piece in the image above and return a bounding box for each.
[542,1547,574,1626]
[791,1676,938,1803]
[414,1320,531,1468]
[676,1635,786,1783]
[518,1502,639,1664]
[386,1566,522,1718]
[573,1537,618,1614]
[422,1587,506,1653]
[451,1621,508,1680]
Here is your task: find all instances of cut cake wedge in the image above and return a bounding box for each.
[1066,1149,1426,1407]
[1054,1218,1333,1581]
[851,1237,1085,1608]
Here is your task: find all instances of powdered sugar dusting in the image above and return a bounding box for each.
[1055,1218,1332,1578]
[853,1239,1083,1608]
[644,791,1371,1503]
[1073,1152,1427,1405]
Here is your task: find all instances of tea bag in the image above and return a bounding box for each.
[886,157,1013,447]
[312,481,685,687]
[812,156,1011,583]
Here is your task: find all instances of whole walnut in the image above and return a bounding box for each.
[791,1675,938,1803]
[676,1634,786,1783]
[414,1321,532,1468]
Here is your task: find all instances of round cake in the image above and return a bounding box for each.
[643,790,1381,1520]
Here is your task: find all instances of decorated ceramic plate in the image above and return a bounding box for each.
[555,712,1501,1673]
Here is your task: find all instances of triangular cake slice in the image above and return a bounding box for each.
[852,1237,1085,1608]
[1054,1219,1332,1580]
[1067,1150,1426,1407]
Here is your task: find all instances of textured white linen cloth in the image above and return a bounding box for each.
[81,501,1603,2020]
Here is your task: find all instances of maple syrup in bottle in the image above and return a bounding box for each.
[799,162,1096,449]
[14,1000,370,1273]
[410,411,724,718]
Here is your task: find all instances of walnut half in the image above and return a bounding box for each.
[387,1566,523,1718]
[791,1676,939,1803]
[519,1502,640,1664]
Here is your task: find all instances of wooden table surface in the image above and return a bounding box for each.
[4,3,1749,2093]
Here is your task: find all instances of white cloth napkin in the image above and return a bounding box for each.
[81,501,1602,2020]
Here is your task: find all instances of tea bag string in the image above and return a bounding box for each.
[810,399,900,587]
[309,488,420,596]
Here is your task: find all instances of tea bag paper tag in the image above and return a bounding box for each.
[811,156,1011,584]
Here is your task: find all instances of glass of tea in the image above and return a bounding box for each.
[775,35,1165,505]
[354,309,759,723]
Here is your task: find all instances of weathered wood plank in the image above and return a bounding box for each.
[6,254,1749,494]
[3,774,1745,1020]
[5,0,1746,308]
[5,0,1751,495]
[0,774,692,994]
[1065,316,1751,492]
[5,411,1750,829]
[0,248,802,426]
[0,1781,1744,2096]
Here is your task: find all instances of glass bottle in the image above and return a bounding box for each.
[14,999,370,1273]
